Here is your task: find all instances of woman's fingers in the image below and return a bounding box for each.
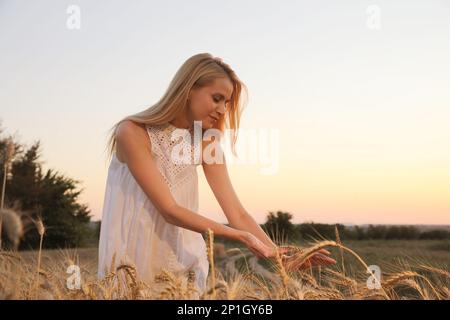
[310,253,336,266]
[265,246,336,271]
[256,242,277,259]
[243,232,275,259]
[281,251,336,271]
[298,260,312,270]
[297,256,335,271]
[250,247,265,259]
[278,247,291,255]
[318,249,331,255]
[278,247,331,256]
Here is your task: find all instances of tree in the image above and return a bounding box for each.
[262,210,296,243]
[1,126,93,249]
[419,229,450,240]
[296,222,343,241]
[366,225,387,239]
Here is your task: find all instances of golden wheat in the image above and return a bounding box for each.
[1,230,449,300]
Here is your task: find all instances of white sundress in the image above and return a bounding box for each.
[98,122,209,298]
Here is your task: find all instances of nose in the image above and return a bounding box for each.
[216,102,227,115]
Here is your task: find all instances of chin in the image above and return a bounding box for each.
[200,118,216,129]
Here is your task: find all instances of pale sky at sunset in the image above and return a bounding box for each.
[1,0,449,225]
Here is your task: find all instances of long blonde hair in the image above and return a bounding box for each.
[104,53,247,163]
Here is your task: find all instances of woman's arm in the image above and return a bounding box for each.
[116,121,238,239]
[202,150,338,266]
[201,139,277,251]
[201,135,337,266]
[115,121,274,257]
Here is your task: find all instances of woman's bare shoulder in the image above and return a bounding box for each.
[115,120,150,162]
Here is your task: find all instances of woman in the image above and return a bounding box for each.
[98,53,335,297]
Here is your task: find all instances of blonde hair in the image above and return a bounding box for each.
[104,53,248,163]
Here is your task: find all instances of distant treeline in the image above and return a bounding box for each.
[260,211,450,242]
[296,223,450,241]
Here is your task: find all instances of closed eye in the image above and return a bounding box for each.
[212,94,231,104]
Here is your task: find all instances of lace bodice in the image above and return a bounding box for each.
[146,123,201,191]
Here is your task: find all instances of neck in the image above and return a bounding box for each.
[169,113,192,129]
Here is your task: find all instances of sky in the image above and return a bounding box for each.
[1,0,449,225]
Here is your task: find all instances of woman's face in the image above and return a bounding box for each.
[187,77,234,129]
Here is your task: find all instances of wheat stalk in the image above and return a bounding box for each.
[205,228,216,299]
[0,138,15,249]
[335,225,345,276]
[278,241,391,299]
[1,235,449,300]
[383,271,442,300]
[418,265,450,279]
[33,217,45,299]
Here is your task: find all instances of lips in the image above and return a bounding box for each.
[209,115,218,121]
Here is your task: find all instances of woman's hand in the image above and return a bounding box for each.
[238,231,277,259]
[279,246,337,271]
[238,231,336,271]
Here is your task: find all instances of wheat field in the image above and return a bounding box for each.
[1,230,449,300]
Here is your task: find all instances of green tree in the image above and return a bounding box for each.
[262,210,296,243]
[296,222,346,241]
[419,229,450,240]
[366,225,387,239]
[1,130,93,249]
